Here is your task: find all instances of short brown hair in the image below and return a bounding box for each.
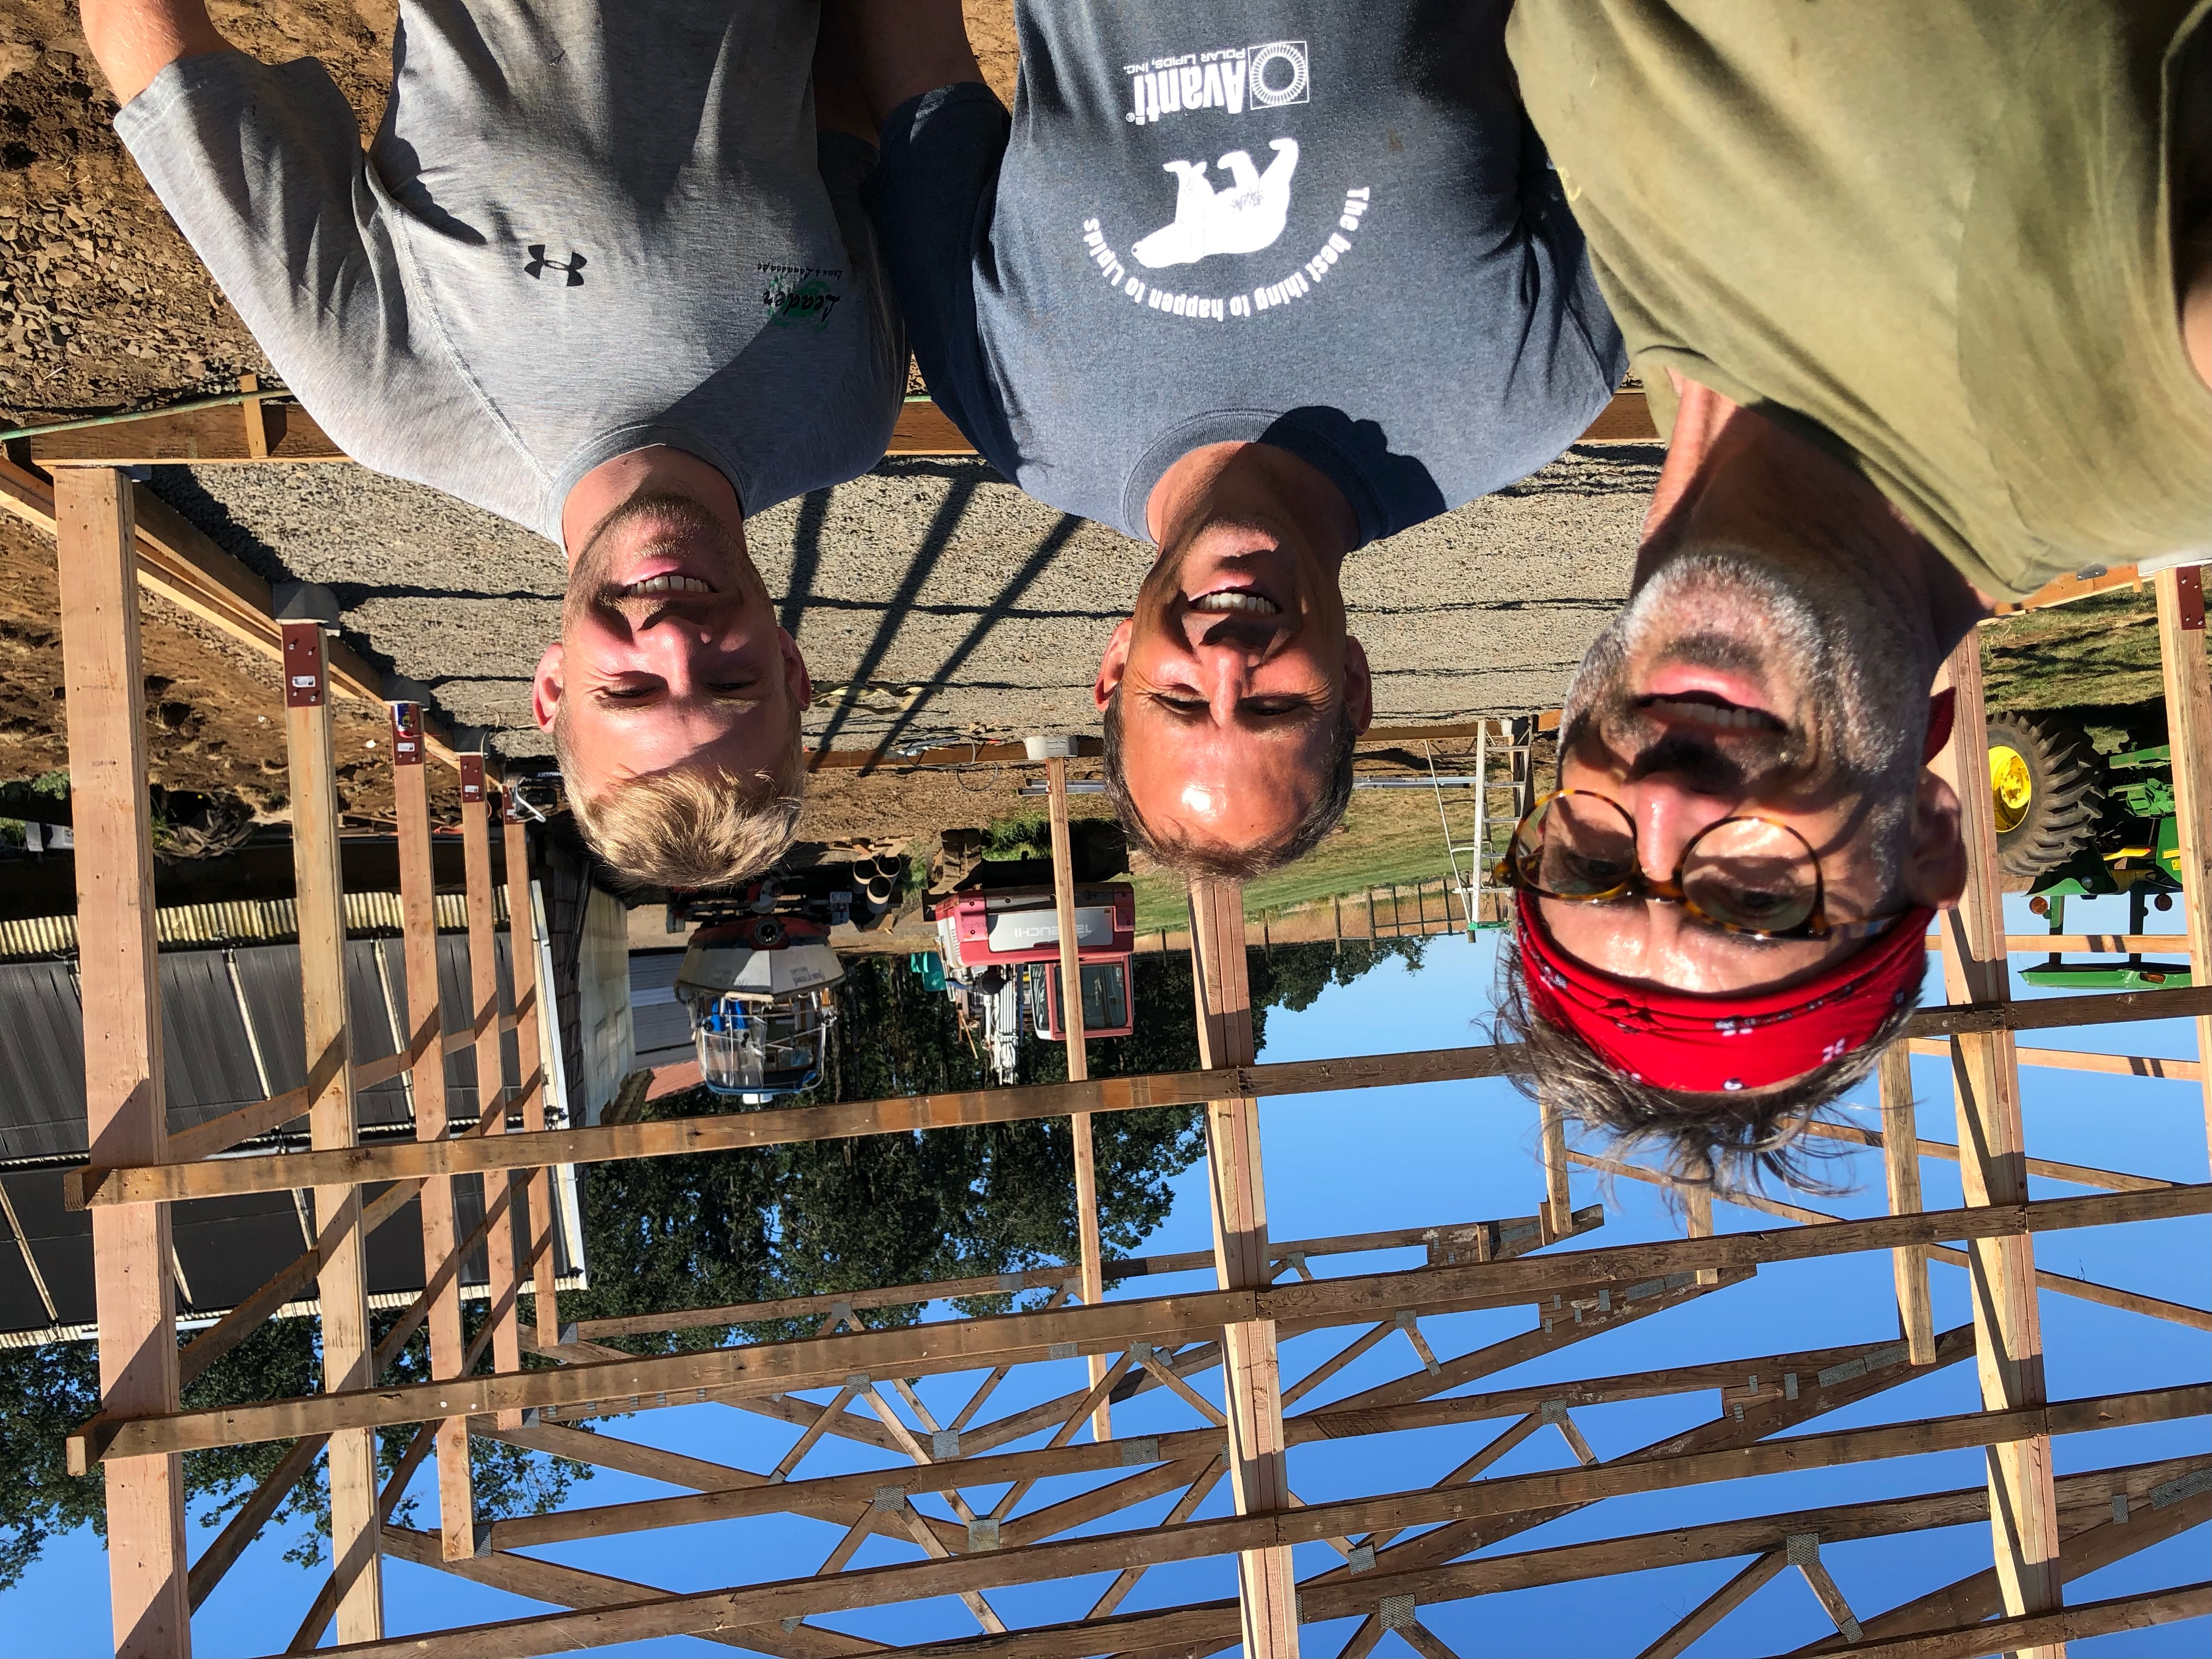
[1492,921,1911,1197]
[553,710,804,890]
[1100,687,1356,881]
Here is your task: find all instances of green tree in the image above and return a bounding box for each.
[567,954,1208,1351]
[1,1293,586,1591]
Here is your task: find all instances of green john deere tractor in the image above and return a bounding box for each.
[1984,710,2188,990]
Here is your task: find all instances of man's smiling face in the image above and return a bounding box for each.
[1095,512,1370,860]
[1544,549,1960,996]
[531,492,809,796]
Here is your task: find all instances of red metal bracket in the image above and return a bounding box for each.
[2177,563,2205,633]
[460,753,486,803]
[279,620,324,708]
[388,701,424,766]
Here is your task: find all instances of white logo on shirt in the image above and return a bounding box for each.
[1133,140,1299,269]
[1125,41,1310,127]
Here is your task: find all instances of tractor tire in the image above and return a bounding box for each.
[1986,714,2104,891]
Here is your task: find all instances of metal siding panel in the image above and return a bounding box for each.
[349,939,413,1132]
[157,950,262,1131]
[170,1193,307,1314]
[2,1169,94,1327]
[435,934,481,1118]
[0,960,88,1161]
[451,1172,489,1288]
[0,1189,51,1335]
[363,1183,426,1300]
[230,943,307,1093]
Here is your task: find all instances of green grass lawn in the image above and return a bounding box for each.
[1128,788,1472,932]
[1981,590,2180,710]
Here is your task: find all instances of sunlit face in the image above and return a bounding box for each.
[1544,551,1956,995]
[532,493,810,796]
[1095,512,1369,859]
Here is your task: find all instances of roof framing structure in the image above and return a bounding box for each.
[35,454,2212,1656]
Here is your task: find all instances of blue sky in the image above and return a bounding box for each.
[9,892,2207,1656]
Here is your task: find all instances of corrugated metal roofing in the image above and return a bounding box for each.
[0,961,85,1162]
[0,890,506,961]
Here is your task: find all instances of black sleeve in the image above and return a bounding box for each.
[861,81,1023,476]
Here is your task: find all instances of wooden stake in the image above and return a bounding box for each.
[284,620,383,1635]
[461,763,522,1422]
[56,467,192,1657]
[503,799,561,1347]
[390,702,476,1563]
[1878,1045,1938,1365]
[1187,877,1298,1657]
[1931,635,2063,1648]
[1046,754,1109,1440]
[2154,563,2212,1159]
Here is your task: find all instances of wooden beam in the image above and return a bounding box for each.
[461,763,523,1424]
[1188,878,1297,1657]
[1790,1481,2212,1654]
[1045,753,1108,1442]
[283,620,382,1637]
[2156,563,2212,1158]
[391,703,475,1562]
[187,1432,326,1611]
[1802,1584,2209,1659]
[74,978,2211,1210]
[68,1183,2206,1467]
[566,1210,1557,1342]
[249,1386,2207,1659]
[177,1178,421,1389]
[56,467,191,1657]
[1635,1549,1786,1659]
[484,1330,1936,1551]
[1800,1117,2180,1196]
[882,1456,2208,1659]
[381,1527,888,1658]
[1572,1150,2212,1330]
[1931,634,2064,1647]
[501,799,561,1349]
[1909,1037,2200,1082]
[1878,1045,1937,1365]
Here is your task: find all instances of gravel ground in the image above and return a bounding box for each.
[158,444,1651,765]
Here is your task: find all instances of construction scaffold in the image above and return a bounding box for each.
[24,449,2212,1657]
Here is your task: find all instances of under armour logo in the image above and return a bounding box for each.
[524,245,586,286]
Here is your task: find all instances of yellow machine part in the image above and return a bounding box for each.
[1989,744,2033,833]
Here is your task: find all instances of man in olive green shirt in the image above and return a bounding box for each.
[1491,0,2212,1189]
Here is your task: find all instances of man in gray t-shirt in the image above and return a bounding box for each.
[844,0,1621,879]
[83,0,905,887]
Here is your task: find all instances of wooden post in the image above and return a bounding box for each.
[461,759,522,1419]
[390,702,475,1562]
[504,798,561,1347]
[1187,878,1299,1657]
[2154,564,2212,1160]
[57,467,191,1656]
[1538,1088,1572,1245]
[1931,634,2063,1649]
[1879,1045,1938,1365]
[285,620,383,1635]
[1682,1184,1718,1286]
[1046,755,1108,1439]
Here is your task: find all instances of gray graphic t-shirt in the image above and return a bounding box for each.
[866,0,1624,545]
[115,0,904,543]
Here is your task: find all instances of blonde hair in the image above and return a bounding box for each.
[554,711,805,890]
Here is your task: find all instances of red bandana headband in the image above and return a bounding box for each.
[1517,891,1934,1092]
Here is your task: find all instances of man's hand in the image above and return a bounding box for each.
[819,0,988,134]
[78,0,230,105]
